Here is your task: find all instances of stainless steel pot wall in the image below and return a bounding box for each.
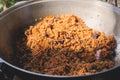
[0,0,120,80]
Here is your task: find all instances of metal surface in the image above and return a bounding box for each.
[0,0,120,80]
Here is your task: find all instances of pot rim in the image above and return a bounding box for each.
[0,0,120,78]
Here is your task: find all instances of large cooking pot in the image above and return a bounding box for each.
[0,0,120,80]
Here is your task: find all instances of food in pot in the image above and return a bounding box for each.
[16,15,116,76]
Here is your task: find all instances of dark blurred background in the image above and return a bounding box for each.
[0,0,28,12]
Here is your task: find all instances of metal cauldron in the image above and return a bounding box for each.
[0,0,120,80]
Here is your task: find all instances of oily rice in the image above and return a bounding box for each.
[17,15,116,76]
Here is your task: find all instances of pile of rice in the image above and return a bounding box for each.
[16,15,116,76]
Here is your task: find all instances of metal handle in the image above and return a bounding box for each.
[0,58,14,80]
